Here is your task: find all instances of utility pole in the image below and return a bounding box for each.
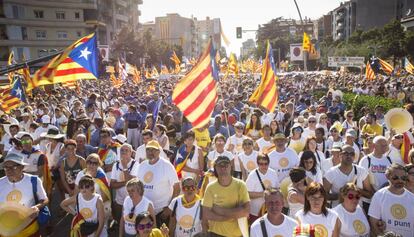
[293,0,308,71]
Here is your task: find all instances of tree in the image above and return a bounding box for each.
[381,20,406,64]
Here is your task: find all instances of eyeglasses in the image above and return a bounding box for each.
[347,193,361,200]
[80,184,91,189]
[136,222,153,231]
[394,135,403,139]
[258,162,269,166]
[347,115,354,118]
[87,161,99,166]
[320,117,327,120]
[391,175,408,181]
[3,165,19,171]
[182,186,196,191]
[341,151,355,157]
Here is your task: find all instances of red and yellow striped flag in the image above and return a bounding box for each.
[0,84,22,113]
[172,40,218,129]
[32,33,98,87]
[404,57,414,75]
[227,53,239,77]
[378,58,394,75]
[365,61,376,80]
[302,32,311,52]
[401,132,411,164]
[249,41,278,113]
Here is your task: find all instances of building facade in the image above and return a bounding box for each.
[240,39,255,59]
[314,13,333,41]
[332,1,356,41]
[0,0,142,65]
[194,17,221,57]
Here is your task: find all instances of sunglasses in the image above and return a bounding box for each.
[347,193,360,200]
[87,161,99,166]
[309,121,316,123]
[182,186,196,191]
[347,115,353,118]
[394,135,403,139]
[243,143,253,146]
[20,140,31,145]
[342,151,355,156]
[391,175,408,181]
[136,222,153,231]
[258,162,269,166]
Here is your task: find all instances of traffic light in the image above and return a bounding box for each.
[236,27,242,39]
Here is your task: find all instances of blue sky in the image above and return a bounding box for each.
[140,0,344,56]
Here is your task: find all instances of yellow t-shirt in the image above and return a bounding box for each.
[149,228,165,237]
[202,178,250,237]
[361,123,383,147]
[193,128,211,155]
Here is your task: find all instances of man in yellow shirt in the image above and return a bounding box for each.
[202,156,250,237]
[361,113,384,147]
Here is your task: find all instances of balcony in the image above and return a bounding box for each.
[0,18,90,28]
[337,23,344,30]
[115,13,128,22]
[0,39,75,47]
[4,0,97,10]
[116,0,128,7]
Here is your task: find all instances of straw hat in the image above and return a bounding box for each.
[0,202,35,236]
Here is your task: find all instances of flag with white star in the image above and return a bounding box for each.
[10,76,26,103]
[32,33,99,87]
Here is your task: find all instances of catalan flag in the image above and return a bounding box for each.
[10,77,26,103]
[151,66,159,77]
[117,58,128,80]
[172,39,219,129]
[7,51,15,84]
[174,144,195,179]
[378,58,394,75]
[302,32,311,52]
[131,66,141,84]
[61,80,79,92]
[365,61,376,80]
[32,33,98,87]
[249,41,278,113]
[227,53,239,77]
[0,79,23,114]
[404,57,414,75]
[21,54,34,92]
[170,51,181,65]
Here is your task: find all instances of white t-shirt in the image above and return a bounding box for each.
[268,147,299,181]
[302,128,316,140]
[250,214,298,237]
[295,209,339,237]
[359,154,392,191]
[0,174,47,207]
[246,168,280,216]
[238,151,259,174]
[298,150,326,169]
[333,204,370,237]
[122,196,153,235]
[75,168,109,199]
[388,145,404,165]
[181,145,201,179]
[369,188,414,237]
[324,165,368,207]
[306,169,323,184]
[110,160,139,205]
[207,150,234,164]
[0,133,12,152]
[134,158,179,214]
[225,135,248,172]
[168,197,202,237]
[256,137,273,153]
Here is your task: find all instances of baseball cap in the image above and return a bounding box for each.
[112,134,127,144]
[215,156,231,165]
[146,140,161,150]
[4,153,28,166]
[41,115,51,124]
[345,129,357,138]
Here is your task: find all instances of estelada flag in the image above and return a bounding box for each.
[32,33,99,87]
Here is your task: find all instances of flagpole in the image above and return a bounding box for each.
[293,0,308,72]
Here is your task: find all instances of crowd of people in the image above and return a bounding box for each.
[1,71,414,237]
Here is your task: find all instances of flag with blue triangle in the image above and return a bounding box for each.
[10,76,26,103]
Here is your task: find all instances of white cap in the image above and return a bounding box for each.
[41,115,51,124]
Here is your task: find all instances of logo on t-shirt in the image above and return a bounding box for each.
[6,190,22,202]
[279,158,289,168]
[314,224,328,237]
[263,179,271,189]
[246,161,256,171]
[80,208,93,219]
[353,220,366,234]
[143,171,154,183]
[390,204,407,219]
[178,215,193,229]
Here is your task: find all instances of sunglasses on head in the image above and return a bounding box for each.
[347,193,360,200]
[136,222,153,231]
[391,175,408,181]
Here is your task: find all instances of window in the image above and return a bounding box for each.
[75,12,80,19]
[34,10,43,18]
[36,30,46,39]
[56,11,65,19]
[13,5,25,18]
[21,27,27,40]
[76,31,82,37]
[57,31,67,39]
